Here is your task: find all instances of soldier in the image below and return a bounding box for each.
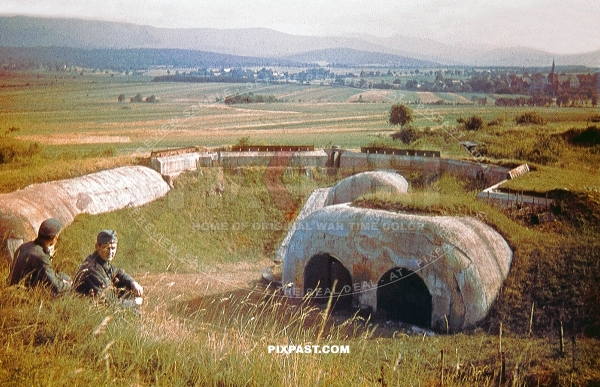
[73,230,143,305]
[7,217,72,295]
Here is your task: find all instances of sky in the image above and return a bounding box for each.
[1,0,599,54]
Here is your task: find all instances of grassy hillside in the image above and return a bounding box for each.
[1,71,599,385]
[1,170,599,386]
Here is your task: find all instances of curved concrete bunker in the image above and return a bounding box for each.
[282,204,513,331]
[0,166,170,261]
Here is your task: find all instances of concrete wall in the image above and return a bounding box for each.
[274,188,331,263]
[150,148,510,189]
[219,150,328,169]
[477,181,554,208]
[151,152,218,175]
[339,152,509,187]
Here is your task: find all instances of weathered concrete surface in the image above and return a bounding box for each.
[325,170,409,205]
[219,150,328,169]
[0,166,169,262]
[275,171,407,263]
[477,180,554,208]
[274,188,331,263]
[339,153,509,187]
[340,153,442,176]
[150,152,217,175]
[282,204,512,331]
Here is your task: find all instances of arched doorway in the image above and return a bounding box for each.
[377,268,432,327]
[304,253,353,310]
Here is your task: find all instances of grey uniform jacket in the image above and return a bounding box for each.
[8,239,71,294]
[74,251,135,297]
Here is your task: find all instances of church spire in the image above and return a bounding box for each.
[551,59,555,74]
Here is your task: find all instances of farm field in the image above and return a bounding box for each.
[2,70,598,194]
[1,70,600,386]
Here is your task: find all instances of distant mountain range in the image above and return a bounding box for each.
[0,46,302,70]
[1,16,599,68]
[283,48,438,68]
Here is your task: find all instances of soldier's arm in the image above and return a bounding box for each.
[113,268,143,296]
[37,255,71,295]
[112,267,135,289]
[76,266,110,297]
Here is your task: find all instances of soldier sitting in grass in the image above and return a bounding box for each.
[7,217,72,295]
[74,230,143,307]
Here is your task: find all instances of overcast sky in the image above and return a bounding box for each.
[1,0,599,54]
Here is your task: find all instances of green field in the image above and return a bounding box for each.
[1,70,599,386]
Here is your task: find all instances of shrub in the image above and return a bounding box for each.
[488,116,505,126]
[589,114,600,123]
[224,94,278,105]
[564,126,600,146]
[391,126,419,144]
[515,111,547,125]
[130,93,143,103]
[0,135,41,164]
[463,115,484,131]
[145,95,157,103]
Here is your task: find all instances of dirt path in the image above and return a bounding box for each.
[134,260,271,307]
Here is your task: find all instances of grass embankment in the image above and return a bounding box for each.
[0,132,136,193]
[48,167,337,274]
[1,282,599,386]
[2,169,599,386]
[373,108,600,196]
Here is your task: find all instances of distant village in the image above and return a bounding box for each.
[153,61,599,107]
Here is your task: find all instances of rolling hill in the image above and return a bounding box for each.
[0,16,599,67]
[282,48,439,67]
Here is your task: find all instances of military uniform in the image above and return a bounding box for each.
[73,251,136,299]
[8,239,71,295]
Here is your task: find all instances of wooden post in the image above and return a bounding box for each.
[528,302,535,337]
[499,322,503,354]
[440,349,444,387]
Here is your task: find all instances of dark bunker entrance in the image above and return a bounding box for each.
[304,253,353,310]
[377,268,432,328]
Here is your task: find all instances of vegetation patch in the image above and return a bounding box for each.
[515,111,547,125]
[391,125,421,144]
[562,125,600,146]
[224,93,279,104]
[457,115,485,130]
[388,104,413,128]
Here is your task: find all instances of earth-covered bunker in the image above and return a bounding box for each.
[0,166,169,262]
[282,204,513,332]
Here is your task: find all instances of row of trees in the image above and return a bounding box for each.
[118,93,157,103]
[223,93,279,105]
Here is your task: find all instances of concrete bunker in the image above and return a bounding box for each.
[0,166,170,263]
[377,268,432,327]
[282,204,513,332]
[303,253,353,310]
[324,170,409,205]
